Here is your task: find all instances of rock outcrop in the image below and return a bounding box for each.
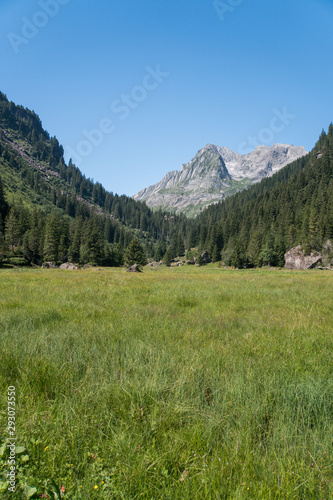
[126,263,142,273]
[322,240,333,267]
[42,261,57,268]
[133,144,307,216]
[59,263,78,270]
[284,246,322,270]
[200,251,211,264]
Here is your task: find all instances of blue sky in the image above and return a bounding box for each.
[0,0,332,196]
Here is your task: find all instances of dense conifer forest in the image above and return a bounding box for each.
[0,91,332,268]
[186,125,333,267]
[0,92,189,266]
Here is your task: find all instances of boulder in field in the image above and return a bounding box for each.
[201,251,211,264]
[60,262,78,270]
[126,263,142,273]
[284,246,322,270]
[42,261,57,268]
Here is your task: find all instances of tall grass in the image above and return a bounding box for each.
[0,266,332,498]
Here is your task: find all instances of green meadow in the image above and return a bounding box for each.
[0,266,332,499]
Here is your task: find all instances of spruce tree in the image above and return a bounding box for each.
[22,210,43,263]
[124,238,147,268]
[69,217,83,263]
[230,239,246,269]
[187,227,198,249]
[0,176,9,224]
[114,243,124,266]
[176,233,185,257]
[212,244,220,263]
[83,216,104,266]
[43,213,62,263]
[163,245,173,267]
[5,208,20,252]
[154,241,166,262]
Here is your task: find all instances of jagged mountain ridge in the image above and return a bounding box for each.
[133,143,308,216]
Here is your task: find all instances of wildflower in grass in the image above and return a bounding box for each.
[94,485,98,489]
[61,486,65,493]
[179,469,188,482]
[44,446,48,451]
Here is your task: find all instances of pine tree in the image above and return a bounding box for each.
[230,239,246,269]
[163,245,174,267]
[167,234,178,260]
[176,233,185,257]
[308,208,320,250]
[68,217,83,263]
[82,216,104,266]
[22,209,43,263]
[187,227,198,249]
[114,243,124,266]
[5,208,20,252]
[124,238,147,268]
[0,218,5,264]
[104,218,115,243]
[246,228,262,267]
[43,212,63,263]
[212,244,220,263]
[58,220,70,263]
[154,241,166,262]
[0,176,9,224]
[140,213,147,231]
[258,234,277,267]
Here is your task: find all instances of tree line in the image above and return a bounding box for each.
[1,91,332,268]
[187,125,333,267]
[0,91,191,267]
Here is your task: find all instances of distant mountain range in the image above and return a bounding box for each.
[133,143,308,216]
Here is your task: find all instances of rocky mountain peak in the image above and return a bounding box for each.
[133,143,308,216]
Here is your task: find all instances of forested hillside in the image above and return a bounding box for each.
[0,91,332,269]
[0,92,189,266]
[187,125,333,267]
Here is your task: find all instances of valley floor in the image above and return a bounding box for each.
[0,266,332,499]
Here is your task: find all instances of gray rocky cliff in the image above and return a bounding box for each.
[133,143,307,216]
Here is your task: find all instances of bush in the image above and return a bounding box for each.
[5,256,30,267]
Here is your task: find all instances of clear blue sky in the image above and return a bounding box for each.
[1,0,332,196]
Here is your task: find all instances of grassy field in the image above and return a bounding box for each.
[0,266,332,499]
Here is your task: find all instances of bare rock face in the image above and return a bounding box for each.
[60,262,78,270]
[133,143,307,216]
[284,246,322,270]
[126,263,142,273]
